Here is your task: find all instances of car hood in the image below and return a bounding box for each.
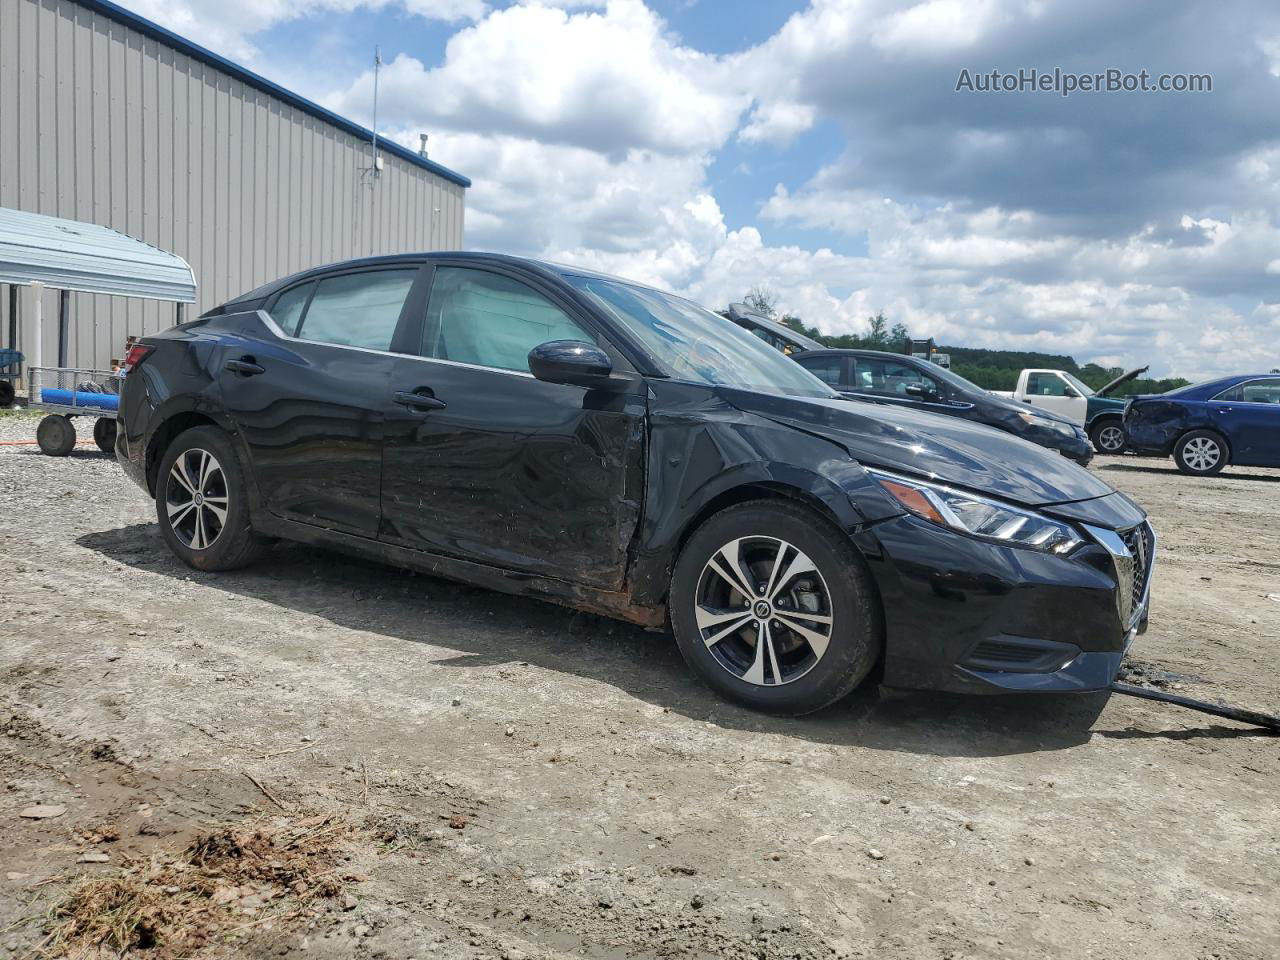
[1097,366,1149,397]
[724,389,1115,507]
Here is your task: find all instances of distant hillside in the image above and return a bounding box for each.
[770,310,1192,395]
[937,346,1189,395]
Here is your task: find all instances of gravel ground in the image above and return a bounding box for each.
[1,408,1278,959]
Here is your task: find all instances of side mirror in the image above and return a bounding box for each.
[904,383,936,400]
[528,340,613,387]
[1064,386,1081,398]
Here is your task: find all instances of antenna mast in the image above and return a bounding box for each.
[370,46,382,179]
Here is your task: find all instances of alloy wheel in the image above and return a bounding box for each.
[165,448,229,550]
[1182,436,1221,472]
[694,536,834,686]
[1097,424,1125,453]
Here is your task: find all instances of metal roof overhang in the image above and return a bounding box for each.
[0,207,197,303]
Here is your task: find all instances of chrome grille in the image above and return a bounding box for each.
[1083,521,1156,629]
[1120,523,1154,618]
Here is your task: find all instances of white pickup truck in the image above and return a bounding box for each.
[993,367,1147,454]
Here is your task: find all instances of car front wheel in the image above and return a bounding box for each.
[1173,429,1228,476]
[669,500,882,715]
[1089,418,1127,454]
[155,426,265,571]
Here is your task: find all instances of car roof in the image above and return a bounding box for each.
[792,348,917,359]
[219,251,657,309]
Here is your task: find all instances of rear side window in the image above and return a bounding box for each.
[1216,378,1280,403]
[280,270,417,351]
[269,282,313,336]
[797,356,844,386]
[422,267,595,372]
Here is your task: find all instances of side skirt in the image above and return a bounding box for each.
[252,513,667,629]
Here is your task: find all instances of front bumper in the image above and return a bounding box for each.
[855,513,1155,694]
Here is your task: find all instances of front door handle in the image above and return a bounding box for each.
[394,390,447,411]
[225,358,265,376]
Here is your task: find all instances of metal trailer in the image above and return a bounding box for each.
[0,206,196,456]
[26,364,125,455]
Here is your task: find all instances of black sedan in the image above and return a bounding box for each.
[792,348,1095,465]
[116,253,1153,714]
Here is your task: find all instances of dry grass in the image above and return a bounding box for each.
[34,814,354,958]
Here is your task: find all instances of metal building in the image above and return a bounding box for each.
[0,0,470,372]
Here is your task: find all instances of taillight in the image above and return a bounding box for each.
[121,343,154,374]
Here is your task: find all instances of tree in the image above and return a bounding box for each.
[865,311,888,346]
[743,286,778,319]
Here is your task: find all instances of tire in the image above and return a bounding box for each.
[155,426,265,571]
[1089,418,1127,455]
[93,417,118,456]
[36,415,76,456]
[669,500,882,716]
[1174,429,1228,476]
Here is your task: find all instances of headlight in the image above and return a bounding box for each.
[1018,410,1076,437]
[867,468,1082,555]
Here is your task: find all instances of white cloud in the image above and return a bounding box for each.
[329,0,750,156]
[123,0,486,63]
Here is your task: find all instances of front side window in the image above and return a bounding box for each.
[853,357,938,397]
[797,356,844,387]
[566,276,835,399]
[423,267,596,373]
[294,270,417,351]
[1026,372,1069,397]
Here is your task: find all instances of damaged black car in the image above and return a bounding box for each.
[116,253,1155,715]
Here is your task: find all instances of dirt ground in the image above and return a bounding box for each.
[1,409,1277,959]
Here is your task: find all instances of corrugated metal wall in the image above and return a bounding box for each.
[0,0,466,371]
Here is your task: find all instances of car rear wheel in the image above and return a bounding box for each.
[1089,418,1126,454]
[155,426,265,571]
[1174,429,1227,476]
[669,500,881,715]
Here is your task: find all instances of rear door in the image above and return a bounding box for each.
[1209,378,1280,466]
[217,264,429,538]
[379,262,647,589]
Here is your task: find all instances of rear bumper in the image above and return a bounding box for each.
[856,514,1154,695]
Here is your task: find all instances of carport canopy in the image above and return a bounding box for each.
[0,206,196,303]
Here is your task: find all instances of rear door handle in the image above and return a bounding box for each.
[394,390,447,411]
[225,358,265,376]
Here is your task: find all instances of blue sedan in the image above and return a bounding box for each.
[1125,374,1280,475]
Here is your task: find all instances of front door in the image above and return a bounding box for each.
[848,355,961,417]
[218,265,427,538]
[380,264,646,589]
[1024,372,1088,423]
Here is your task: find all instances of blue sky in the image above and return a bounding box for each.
[125,0,1280,378]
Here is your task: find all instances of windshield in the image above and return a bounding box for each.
[1060,371,1095,396]
[566,276,838,399]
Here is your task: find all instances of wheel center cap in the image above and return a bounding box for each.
[194,493,204,506]
[753,599,772,619]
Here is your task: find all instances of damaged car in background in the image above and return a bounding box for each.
[115,253,1155,715]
